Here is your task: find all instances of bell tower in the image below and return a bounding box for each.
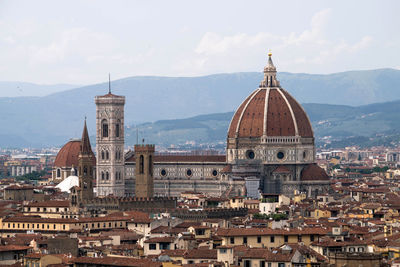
[78,119,95,200]
[134,144,154,198]
[95,82,125,197]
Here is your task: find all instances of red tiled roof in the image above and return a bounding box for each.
[0,245,30,252]
[126,154,226,163]
[54,140,96,168]
[26,200,70,208]
[184,249,217,259]
[216,227,328,237]
[228,87,313,138]
[301,164,330,181]
[73,256,161,267]
[273,166,291,173]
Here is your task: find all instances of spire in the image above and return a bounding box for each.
[80,118,92,155]
[260,51,280,88]
[108,73,111,94]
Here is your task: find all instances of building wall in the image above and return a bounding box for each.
[95,94,125,197]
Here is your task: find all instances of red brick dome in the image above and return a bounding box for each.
[54,139,96,168]
[228,55,313,139]
[54,140,81,168]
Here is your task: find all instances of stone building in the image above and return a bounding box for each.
[134,144,155,198]
[55,53,330,198]
[225,53,330,197]
[95,89,125,197]
[52,139,81,182]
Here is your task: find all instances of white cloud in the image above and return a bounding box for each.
[29,28,117,65]
[188,8,373,74]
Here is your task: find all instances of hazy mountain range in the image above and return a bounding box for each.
[0,82,79,97]
[1,68,400,148]
[127,100,400,149]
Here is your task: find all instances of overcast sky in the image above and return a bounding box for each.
[0,0,399,86]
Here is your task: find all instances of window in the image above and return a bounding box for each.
[310,235,314,242]
[57,169,61,177]
[116,123,120,137]
[243,237,247,244]
[277,151,285,160]
[278,263,285,267]
[160,243,170,250]
[101,151,105,160]
[212,170,218,177]
[260,261,265,267]
[230,237,234,244]
[102,120,109,137]
[220,249,227,254]
[270,236,275,243]
[160,169,167,177]
[106,172,109,180]
[268,263,272,267]
[246,150,255,159]
[102,172,105,180]
[284,235,288,242]
[106,151,109,160]
[139,155,144,174]
[186,169,192,177]
[298,235,302,242]
[244,260,251,267]
[149,155,153,176]
[257,236,262,243]
[149,244,157,250]
[84,167,87,176]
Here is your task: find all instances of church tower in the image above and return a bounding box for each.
[134,144,154,198]
[78,119,95,200]
[95,84,125,197]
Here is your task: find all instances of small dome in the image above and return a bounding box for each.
[54,139,96,168]
[55,175,79,193]
[54,140,81,168]
[301,164,329,181]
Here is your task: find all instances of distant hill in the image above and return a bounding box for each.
[0,82,78,97]
[1,68,400,147]
[127,100,400,148]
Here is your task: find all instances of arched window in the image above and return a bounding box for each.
[106,151,109,160]
[149,155,153,176]
[101,172,105,180]
[116,120,120,137]
[102,119,109,138]
[139,155,144,174]
[57,169,61,178]
[101,151,105,160]
[106,172,109,180]
[74,168,78,176]
[83,167,87,176]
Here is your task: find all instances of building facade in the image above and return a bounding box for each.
[95,91,126,197]
[55,53,330,198]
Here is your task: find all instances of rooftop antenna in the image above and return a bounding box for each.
[108,73,111,94]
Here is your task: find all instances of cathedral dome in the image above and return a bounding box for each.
[54,139,96,168]
[54,140,81,168]
[227,54,313,139]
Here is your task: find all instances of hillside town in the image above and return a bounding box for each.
[0,52,399,267]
